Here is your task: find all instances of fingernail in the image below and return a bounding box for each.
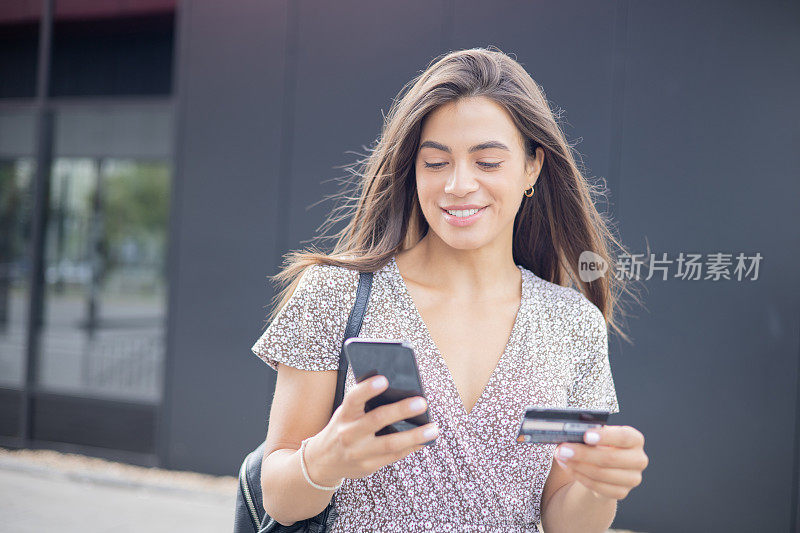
[558,446,574,460]
[585,431,600,444]
[410,398,426,411]
[373,376,387,389]
[423,424,439,439]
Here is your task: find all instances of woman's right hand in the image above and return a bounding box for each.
[303,374,439,486]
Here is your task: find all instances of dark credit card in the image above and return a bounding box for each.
[516,406,612,444]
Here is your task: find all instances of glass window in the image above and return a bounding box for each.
[0,109,37,389]
[36,105,173,403]
[39,157,170,403]
[50,0,176,97]
[54,105,173,158]
[0,2,41,99]
[0,157,35,388]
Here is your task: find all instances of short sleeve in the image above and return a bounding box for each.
[566,300,620,414]
[251,263,359,372]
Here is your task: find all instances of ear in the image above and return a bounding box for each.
[525,146,544,183]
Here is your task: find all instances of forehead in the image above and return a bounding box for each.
[419,96,521,149]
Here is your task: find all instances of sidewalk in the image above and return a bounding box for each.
[0,447,236,532]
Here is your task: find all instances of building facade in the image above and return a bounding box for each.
[1,2,798,531]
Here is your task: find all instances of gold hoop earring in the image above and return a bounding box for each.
[523,184,535,197]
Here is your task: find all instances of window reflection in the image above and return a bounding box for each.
[40,157,170,403]
[0,157,35,388]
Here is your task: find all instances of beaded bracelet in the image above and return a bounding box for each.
[299,437,343,491]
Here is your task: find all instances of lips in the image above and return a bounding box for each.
[440,206,484,215]
[441,204,486,210]
[440,206,487,227]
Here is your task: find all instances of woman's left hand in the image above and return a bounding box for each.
[553,425,648,501]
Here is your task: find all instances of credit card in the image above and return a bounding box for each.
[516,406,612,444]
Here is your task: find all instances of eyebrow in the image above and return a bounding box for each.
[419,140,511,153]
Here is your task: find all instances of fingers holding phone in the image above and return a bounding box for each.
[335,372,393,421]
[311,339,439,481]
[359,389,439,461]
[310,373,438,483]
[343,338,434,433]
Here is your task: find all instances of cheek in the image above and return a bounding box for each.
[505,170,529,197]
[415,176,438,204]
[487,179,523,207]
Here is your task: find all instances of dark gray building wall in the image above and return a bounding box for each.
[160,0,288,473]
[163,1,800,531]
[614,2,800,531]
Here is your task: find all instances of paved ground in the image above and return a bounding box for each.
[0,448,236,532]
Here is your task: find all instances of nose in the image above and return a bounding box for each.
[444,161,480,196]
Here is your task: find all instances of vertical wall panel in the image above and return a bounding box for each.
[616,1,799,531]
[164,0,288,474]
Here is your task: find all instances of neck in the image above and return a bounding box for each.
[396,233,521,302]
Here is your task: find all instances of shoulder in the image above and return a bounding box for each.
[298,261,360,293]
[290,262,363,316]
[524,270,605,334]
[253,262,362,371]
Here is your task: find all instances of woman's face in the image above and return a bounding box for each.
[414,96,544,252]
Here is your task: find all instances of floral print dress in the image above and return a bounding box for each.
[251,255,620,532]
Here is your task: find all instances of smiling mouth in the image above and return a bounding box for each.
[441,206,487,218]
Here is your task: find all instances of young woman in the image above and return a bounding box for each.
[251,47,648,532]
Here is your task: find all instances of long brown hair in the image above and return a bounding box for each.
[267,46,641,343]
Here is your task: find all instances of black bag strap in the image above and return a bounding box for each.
[332,271,373,415]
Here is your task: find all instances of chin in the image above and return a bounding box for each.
[431,227,490,250]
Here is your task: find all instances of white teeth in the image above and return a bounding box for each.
[446,208,480,217]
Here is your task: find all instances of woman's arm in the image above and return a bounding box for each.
[541,456,617,533]
[260,363,342,525]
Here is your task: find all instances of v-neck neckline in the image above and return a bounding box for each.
[389,255,527,421]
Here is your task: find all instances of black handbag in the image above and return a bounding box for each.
[234,270,374,533]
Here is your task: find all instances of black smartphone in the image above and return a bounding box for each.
[342,338,435,445]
